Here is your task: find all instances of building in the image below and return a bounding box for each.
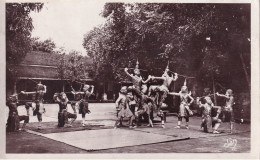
[9,51,116,103]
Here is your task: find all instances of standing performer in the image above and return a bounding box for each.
[216,89,235,133]
[148,62,178,108]
[71,84,94,126]
[114,86,135,128]
[21,81,46,129]
[169,80,194,129]
[197,96,222,134]
[70,84,83,113]
[54,92,77,127]
[6,94,29,132]
[127,91,136,115]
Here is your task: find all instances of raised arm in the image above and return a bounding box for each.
[216,92,229,99]
[196,98,205,108]
[124,68,134,78]
[188,94,194,105]
[90,85,94,94]
[170,73,178,81]
[43,85,47,93]
[168,92,181,96]
[142,75,152,84]
[21,91,36,95]
[151,76,166,81]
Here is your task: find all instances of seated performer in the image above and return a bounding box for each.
[168,79,194,129]
[54,92,77,127]
[148,87,166,128]
[71,84,94,126]
[6,94,29,132]
[21,81,46,129]
[216,89,235,133]
[197,96,222,134]
[114,86,135,129]
[135,94,155,128]
[148,62,178,108]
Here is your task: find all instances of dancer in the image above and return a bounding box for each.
[114,86,135,129]
[71,84,94,126]
[21,81,46,129]
[148,62,178,108]
[197,96,222,134]
[6,94,29,131]
[216,89,235,133]
[169,79,194,129]
[124,60,151,109]
[135,94,155,128]
[54,92,77,127]
[70,84,83,113]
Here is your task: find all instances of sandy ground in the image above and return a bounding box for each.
[6,103,250,153]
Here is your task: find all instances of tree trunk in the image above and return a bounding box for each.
[211,71,217,105]
[62,81,65,92]
[239,53,250,91]
[13,80,17,94]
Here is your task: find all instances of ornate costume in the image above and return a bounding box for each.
[197,96,222,134]
[6,94,29,132]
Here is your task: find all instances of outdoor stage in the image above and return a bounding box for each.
[6,103,250,153]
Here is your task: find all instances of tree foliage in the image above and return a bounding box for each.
[6,3,44,93]
[84,3,250,94]
[31,37,56,53]
[57,51,90,82]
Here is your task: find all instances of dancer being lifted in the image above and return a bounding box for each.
[124,60,151,109]
[169,79,194,129]
[148,62,178,108]
[71,84,94,126]
[21,81,46,129]
[216,89,235,133]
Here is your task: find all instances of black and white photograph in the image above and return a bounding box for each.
[1,0,259,159]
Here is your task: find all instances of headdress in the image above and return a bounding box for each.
[120,86,128,94]
[134,59,140,73]
[181,79,188,93]
[83,84,90,91]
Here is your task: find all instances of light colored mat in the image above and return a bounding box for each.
[35,129,188,151]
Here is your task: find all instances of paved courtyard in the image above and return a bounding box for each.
[6,103,250,153]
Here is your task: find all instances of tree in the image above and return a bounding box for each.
[83,3,250,100]
[31,37,56,53]
[57,50,90,91]
[6,3,43,94]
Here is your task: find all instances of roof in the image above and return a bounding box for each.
[14,51,93,80]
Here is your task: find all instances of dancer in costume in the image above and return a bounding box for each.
[54,92,77,127]
[197,96,222,134]
[70,84,83,113]
[168,79,194,129]
[21,81,46,129]
[124,60,151,109]
[114,86,136,129]
[71,84,94,126]
[6,94,29,131]
[216,89,235,133]
[148,62,178,108]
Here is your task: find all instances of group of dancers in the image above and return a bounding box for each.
[6,81,94,131]
[6,60,235,134]
[114,60,235,134]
